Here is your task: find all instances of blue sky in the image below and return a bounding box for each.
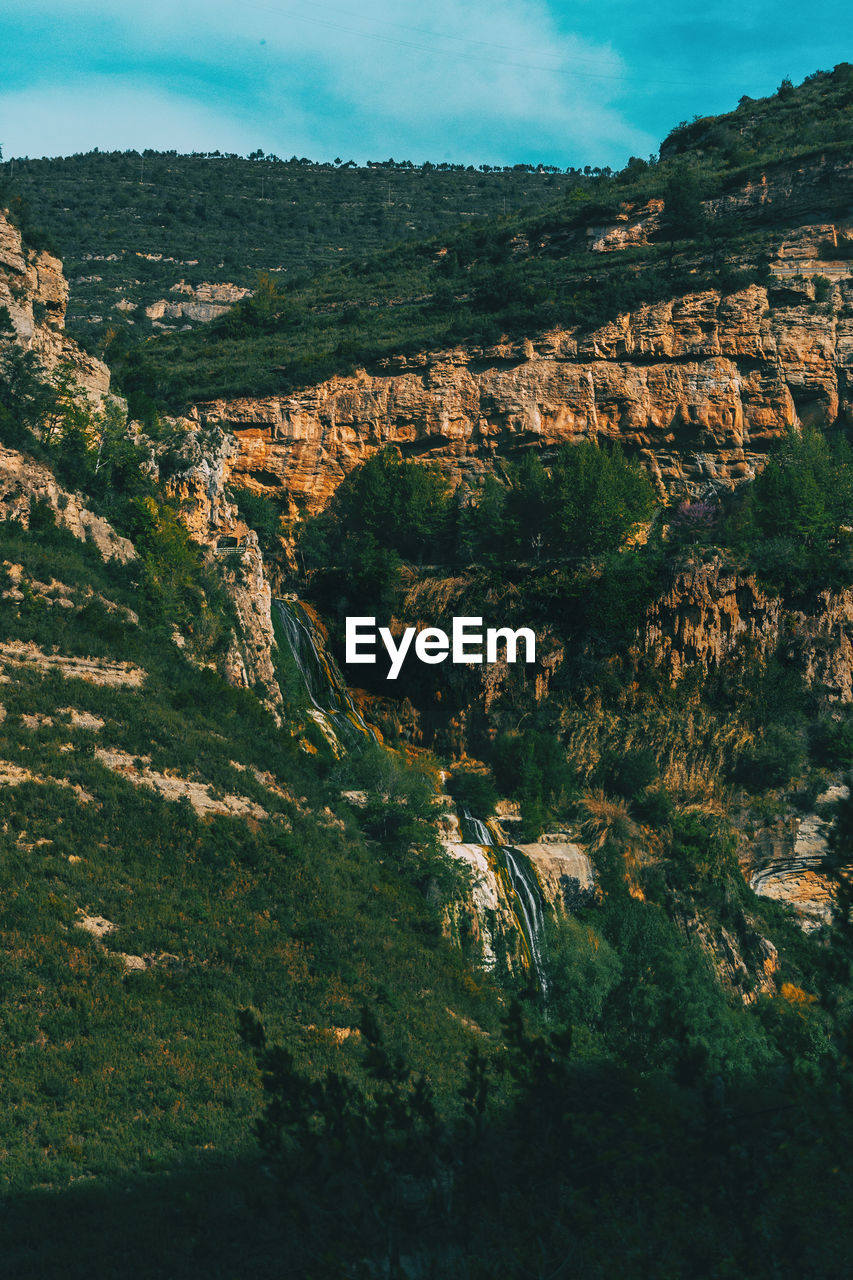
[0,0,849,168]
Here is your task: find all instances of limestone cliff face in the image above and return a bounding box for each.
[162,421,243,545]
[0,211,111,404]
[193,270,853,518]
[742,782,849,933]
[216,533,283,721]
[0,443,135,562]
[644,557,853,701]
[155,429,283,715]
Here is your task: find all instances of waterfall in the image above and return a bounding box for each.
[461,808,549,993]
[462,809,492,848]
[274,597,377,754]
[504,847,548,995]
[274,598,549,987]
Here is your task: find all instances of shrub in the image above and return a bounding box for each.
[733,725,804,791]
[595,747,658,799]
[231,486,282,552]
[448,768,498,819]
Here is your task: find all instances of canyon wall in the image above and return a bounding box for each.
[0,211,111,404]
[191,269,852,520]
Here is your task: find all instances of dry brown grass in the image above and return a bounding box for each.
[560,679,756,811]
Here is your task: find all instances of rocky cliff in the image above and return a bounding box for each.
[0,442,135,562]
[0,211,111,404]
[191,263,852,520]
[644,557,853,701]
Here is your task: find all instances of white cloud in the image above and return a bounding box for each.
[1,0,655,166]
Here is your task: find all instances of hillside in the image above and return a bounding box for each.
[86,64,851,417]
[4,151,581,340]
[3,64,853,1280]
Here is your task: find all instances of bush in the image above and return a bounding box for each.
[330,447,452,563]
[448,768,498,819]
[632,786,674,828]
[492,728,575,817]
[231,486,282,552]
[733,725,804,791]
[596,747,658,799]
[808,714,853,767]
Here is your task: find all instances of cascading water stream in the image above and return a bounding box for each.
[461,808,549,993]
[504,847,548,994]
[274,600,548,987]
[274,597,377,754]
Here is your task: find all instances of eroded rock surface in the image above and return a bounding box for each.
[0,444,136,562]
[190,271,853,518]
[644,558,853,700]
[0,210,111,403]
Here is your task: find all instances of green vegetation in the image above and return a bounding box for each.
[235,862,853,1276]
[5,150,584,338]
[0,350,509,1217]
[10,66,851,415]
[723,428,853,595]
[229,485,284,555]
[0,512,500,1197]
[4,61,853,1279]
[447,766,498,818]
[300,441,655,598]
[116,231,766,410]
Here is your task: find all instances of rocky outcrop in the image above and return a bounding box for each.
[740,783,849,931]
[214,533,283,721]
[0,443,135,562]
[162,421,243,545]
[585,158,853,256]
[674,895,781,999]
[145,280,252,326]
[193,271,853,518]
[0,210,111,403]
[644,557,853,701]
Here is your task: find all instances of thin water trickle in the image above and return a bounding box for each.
[462,808,548,992]
[274,598,377,753]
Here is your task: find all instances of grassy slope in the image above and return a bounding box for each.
[0,515,502,1199]
[5,153,581,337]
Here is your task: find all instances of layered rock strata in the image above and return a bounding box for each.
[0,211,111,403]
[192,272,853,518]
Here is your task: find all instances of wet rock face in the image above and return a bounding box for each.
[0,211,111,404]
[192,271,853,517]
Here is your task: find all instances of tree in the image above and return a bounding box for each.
[664,161,705,256]
[545,441,656,559]
[739,428,853,591]
[331,447,452,563]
